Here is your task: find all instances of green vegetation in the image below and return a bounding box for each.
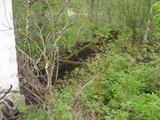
[13,0,160,120]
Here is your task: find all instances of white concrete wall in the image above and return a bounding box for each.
[0,0,19,91]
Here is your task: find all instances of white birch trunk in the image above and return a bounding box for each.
[0,0,19,91]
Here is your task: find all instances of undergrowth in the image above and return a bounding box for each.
[19,38,160,120]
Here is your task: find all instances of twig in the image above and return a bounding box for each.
[75,76,97,98]
[59,59,86,65]
[22,86,44,104]
[0,85,13,100]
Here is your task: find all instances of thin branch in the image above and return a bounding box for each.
[0,85,13,100]
[75,76,97,98]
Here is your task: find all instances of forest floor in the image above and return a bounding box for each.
[19,35,160,120]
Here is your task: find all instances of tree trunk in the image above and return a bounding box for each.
[0,0,19,91]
